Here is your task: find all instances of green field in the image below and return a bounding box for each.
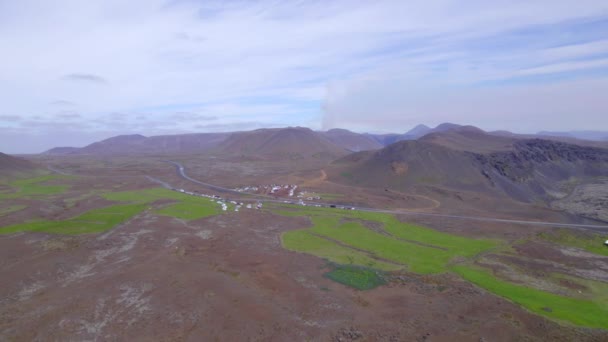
[454,265,608,329]
[0,187,222,235]
[275,205,496,274]
[281,229,401,271]
[0,203,146,235]
[0,175,70,199]
[103,188,221,220]
[272,203,608,329]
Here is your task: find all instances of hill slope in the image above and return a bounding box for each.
[420,125,517,153]
[331,137,608,205]
[367,123,463,146]
[214,127,348,159]
[44,133,231,155]
[0,153,39,177]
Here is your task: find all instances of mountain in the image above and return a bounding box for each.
[214,127,348,159]
[366,123,462,146]
[331,134,608,205]
[44,132,231,155]
[404,124,432,138]
[320,129,382,152]
[43,147,80,155]
[419,125,517,153]
[490,130,608,149]
[537,130,608,141]
[0,152,39,177]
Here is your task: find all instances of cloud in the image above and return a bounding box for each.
[171,112,217,121]
[193,121,282,131]
[50,99,76,106]
[0,115,21,122]
[61,73,107,84]
[55,111,81,119]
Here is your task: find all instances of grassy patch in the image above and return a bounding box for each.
[340,172,353,179]
[453,265,608,329]
[0,175,70,199]
[324,265,386,290]
[274,204,497,274]
[282,229,401,271]
[103,188,222,220]
[0,203,146,235]
[0,204,26,216]
[539,230,608,257]
[274,202,608,327]
[308,217,453,273]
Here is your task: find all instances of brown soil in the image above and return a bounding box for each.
[1,207,607,341]
[2,154,607,340]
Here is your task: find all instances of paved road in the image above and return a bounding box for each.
[166,161,608,231]
[47,165,71,176]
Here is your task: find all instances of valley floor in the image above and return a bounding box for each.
[1,156,607,341]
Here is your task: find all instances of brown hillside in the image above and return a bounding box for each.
[420,125,517,153]
[0,152,39,177]
[46,133,231,155]
[214,127,348,159]
[331,140,491,191]
[331,137,608,204]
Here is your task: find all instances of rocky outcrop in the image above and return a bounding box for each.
[474,139,608,182]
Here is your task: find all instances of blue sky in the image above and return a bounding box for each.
[1,0,608,152]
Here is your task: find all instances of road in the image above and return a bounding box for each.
[165,161,608,231]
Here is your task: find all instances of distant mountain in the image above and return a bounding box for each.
[214,127,348,159]
[537,130,608,141]
[490,130,608,149]
[42,124,608,157]
[44,132,231,155]
[420,125,516,153]
[43,147,80,155]
[404,124,432,138]
[366,123,462,146]
[0,152,39,177]
[320,129,382,152]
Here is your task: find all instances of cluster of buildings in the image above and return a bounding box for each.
[172,188,262,212]
[232,184,300,197]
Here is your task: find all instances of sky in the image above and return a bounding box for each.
[1,0,608,153]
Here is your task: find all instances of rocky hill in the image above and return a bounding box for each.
[331,134,608,209]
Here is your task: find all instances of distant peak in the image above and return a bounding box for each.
[456,125,485,133]
[326,128,352,134]
[404,124,431,136]
[412,124,430,130]
[434,122,462,131]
